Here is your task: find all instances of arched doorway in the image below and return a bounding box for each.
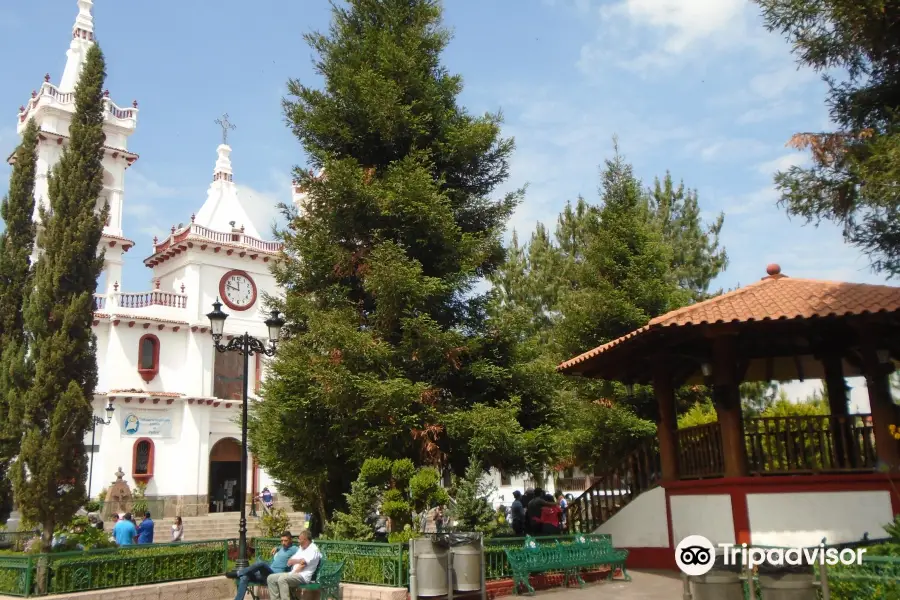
[209,438,241,513]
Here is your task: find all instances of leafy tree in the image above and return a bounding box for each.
[11,44,108,555]
[755,0,900,276]
[741,381,779,418]
[250,0,559,524]
[327,457,447,541]
[0,119,38,525]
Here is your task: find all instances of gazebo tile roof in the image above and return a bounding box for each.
[557,265,900,373]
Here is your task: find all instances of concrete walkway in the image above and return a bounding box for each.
[530,570,684,599]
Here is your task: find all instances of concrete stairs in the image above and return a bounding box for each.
[150,511,309,543]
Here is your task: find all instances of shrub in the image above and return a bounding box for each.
[259,508,292,538]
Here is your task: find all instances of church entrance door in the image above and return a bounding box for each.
[209,437,241,514]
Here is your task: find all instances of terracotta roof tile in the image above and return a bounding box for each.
[557,266,900,372]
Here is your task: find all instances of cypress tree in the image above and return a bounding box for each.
[0,119,39,525]
[12,44,108,552]
[250,0,552,524]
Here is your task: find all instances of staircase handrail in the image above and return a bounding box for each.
[565,433,661,533]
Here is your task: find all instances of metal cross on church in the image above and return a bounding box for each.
[215,113,236,144]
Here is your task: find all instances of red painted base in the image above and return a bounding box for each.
[624,547,676,571]
[446,569,617,600]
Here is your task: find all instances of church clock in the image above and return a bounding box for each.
[219,270,257,311]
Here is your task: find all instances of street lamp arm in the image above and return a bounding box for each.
[212,333,277,357]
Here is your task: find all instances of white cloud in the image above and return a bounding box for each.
[720,185,778,216]
[748,64,817,100]
[578,0,771,75]
[127,169,190,201]
[685,138,770,163]
[756,152,809,176]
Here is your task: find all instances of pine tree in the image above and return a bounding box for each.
[12,44,108,553]
[249,0,556,525]
[755,0,900,276]
[0,119,39,525]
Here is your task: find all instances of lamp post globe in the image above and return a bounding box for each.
[264,310,285,343]
[206,298,228,339]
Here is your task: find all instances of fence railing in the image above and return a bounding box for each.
[252,537,407,587]
[0,538,232,597]
[678,422,724,478]
[745,414,876,473]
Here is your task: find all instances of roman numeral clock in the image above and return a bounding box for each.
[219,270,257,311]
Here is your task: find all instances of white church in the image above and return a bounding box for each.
[10,0,302,518]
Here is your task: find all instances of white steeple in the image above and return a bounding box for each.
[59,0,95,93]
[193,143,262,239]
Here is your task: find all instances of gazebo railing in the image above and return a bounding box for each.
[678,422,725,478]
[745,414,876,473]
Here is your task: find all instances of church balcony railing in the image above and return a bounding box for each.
[113,290,188,310]
[18,82,138,126]
[92,294,106,311]
[153,223,282,255]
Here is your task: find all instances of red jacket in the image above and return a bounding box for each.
[540,504,562,526]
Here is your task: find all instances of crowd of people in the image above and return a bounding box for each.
[505,488,568,535]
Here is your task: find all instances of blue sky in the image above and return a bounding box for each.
[0,0,890,406]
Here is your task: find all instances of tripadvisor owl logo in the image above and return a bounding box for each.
[675,535,867,576]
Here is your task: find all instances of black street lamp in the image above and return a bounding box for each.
[206,298,284,569]
[88,398,115,501]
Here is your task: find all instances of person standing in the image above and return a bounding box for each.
[214,486,226,513]
[228,531,298,600]
[510,491,525,536]
[113,512,137,546]
[539,494,562,534]
[526,489,554,534]
[136,511,154,544]
[267,530,322,600]
[555,491,568,531]
[171,516,184,542]
[434,505,444,533]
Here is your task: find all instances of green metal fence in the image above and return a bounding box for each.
[252,537,408,587]
[0,539,231,597]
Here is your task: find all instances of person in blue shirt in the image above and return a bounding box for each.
[227,531,298,600]
[136,511,154,544]
[113,512,137,546]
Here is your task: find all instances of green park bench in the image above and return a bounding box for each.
[242,558,344,600]
[504,535,630,595]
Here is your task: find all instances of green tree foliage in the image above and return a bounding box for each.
[447,462,502,535]
[250,0,559,524]
[327,457,448,541]
[648,173,727,301]
[490,143,728,471]
[0,119,39,525]
[755,0,900,276]
[11,44,108,554]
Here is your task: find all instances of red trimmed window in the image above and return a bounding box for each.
[138,334,160,382]
[132,438,155,483]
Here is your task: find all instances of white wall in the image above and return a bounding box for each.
[596,486,669,547]
[748,491,894,547]
[670,494,735,547]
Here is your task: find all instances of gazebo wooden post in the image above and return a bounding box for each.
[821,353,852,468]
[653,363,680,481]
[860,343,900,469]
[711,335,749,478]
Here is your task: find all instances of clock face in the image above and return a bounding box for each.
[220,270,257,311]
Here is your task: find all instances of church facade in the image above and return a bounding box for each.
[11,0,289,517]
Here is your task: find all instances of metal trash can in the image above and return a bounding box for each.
[757,562,817,600]
[449,534,482,591]
[414,537,449,596]
[690,553,744,600]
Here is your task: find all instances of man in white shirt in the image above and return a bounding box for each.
[267,529,322,600]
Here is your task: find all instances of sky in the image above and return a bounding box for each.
[0,0,892,410]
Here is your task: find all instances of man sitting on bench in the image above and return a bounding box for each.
[228,531,298,600]
[268,529,322,600]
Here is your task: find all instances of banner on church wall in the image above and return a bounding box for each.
[120,410,174,438]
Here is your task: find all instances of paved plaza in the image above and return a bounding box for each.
[533,570,684,599]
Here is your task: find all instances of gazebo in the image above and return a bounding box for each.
[557,264,900,569]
